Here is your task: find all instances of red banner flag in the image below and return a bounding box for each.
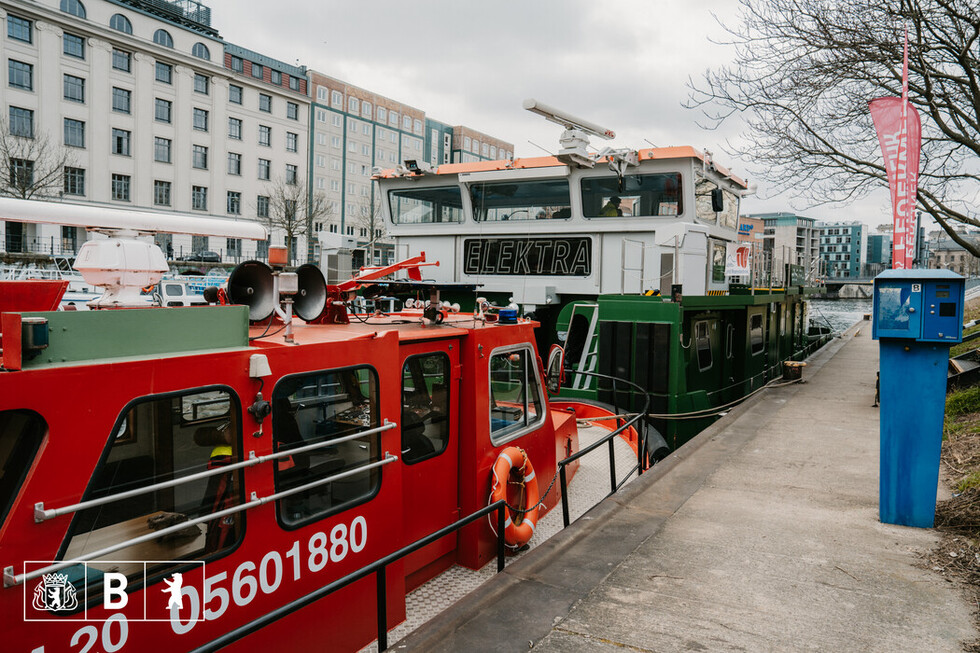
[869,29,921,269]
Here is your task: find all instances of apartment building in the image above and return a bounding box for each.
[1,0,310,261]
[308,71,514,266]
[744,212,821,280]
[816,220,867,278]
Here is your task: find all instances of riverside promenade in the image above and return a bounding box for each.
[395,322,978,652]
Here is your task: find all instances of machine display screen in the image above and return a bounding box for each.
[935,291,949,298]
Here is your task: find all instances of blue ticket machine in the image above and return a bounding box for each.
[872,269,964,527]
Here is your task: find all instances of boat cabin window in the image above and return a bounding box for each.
[489,346,545,445]
[581,173,682,217]
[401,353,450,464]
[388,186,463,224]
[61,388,243,600]
[273,366,380,528]
[711,242,726,284]
[695,178,739,229]
[695,321,712,371]
[0,410,46,530]
[470,179,571,222]
[750,314,765,355]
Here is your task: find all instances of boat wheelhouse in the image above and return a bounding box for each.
[375,138,828,450]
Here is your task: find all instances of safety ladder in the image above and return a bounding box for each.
[567,303,601,391]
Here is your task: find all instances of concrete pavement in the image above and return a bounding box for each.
[393,322,978,652]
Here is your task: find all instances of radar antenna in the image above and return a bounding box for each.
[523,99,615,168]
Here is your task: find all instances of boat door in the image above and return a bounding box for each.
[399,339,460,587]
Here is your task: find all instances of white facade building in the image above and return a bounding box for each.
[1,0,310,262]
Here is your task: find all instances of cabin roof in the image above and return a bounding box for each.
[248,312,531,347]
[375,146,748,189]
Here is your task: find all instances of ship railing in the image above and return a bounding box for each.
[32,421,397,524]
[191,500,510,653]
[6,450,399,588]
[556,369,652,528]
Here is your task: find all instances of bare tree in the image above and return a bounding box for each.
[688,0,980,255]
[346,198,389,266]
[266,176,331,265]
[0,117,73,199]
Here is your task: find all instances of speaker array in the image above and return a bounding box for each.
[294,264,327,321]
[227,261,276,321]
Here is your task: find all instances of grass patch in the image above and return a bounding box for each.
[956,471,980,494]
[946,386,980,418]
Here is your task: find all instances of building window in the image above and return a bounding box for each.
[228,152,241,175]
[377,107,387,123]
[270,69,281,85]
[9,158,33,190]
[109,13,132,34]
[259,94,271,112]
[111,174,130,201]
[112,87,131,114]
[194,73,209,94]
[8,60,33,91]
[60,0,87,18]
[63,33,85,59]
[228,117,242,140]
[361,101,372,119]
[153,29,173,48]
[64,118,85,148]
[225,87,243,110]
[193,108,209,132]
[228,54,244,73]
[286,132,298,152]
[389,112,398,127]
[155,98,172,123]
[192,145,208,169]
[64,74,85,103]
[7,15,32,43]
[154,179,171,206]
[112,48,131,72]
[259,125,271,147]
[192,42,210,60]
[272,366,380,526]
[192,185,208,211]
[289,76,300,91]
[63,166,85,196]
[287,102,298,120]
[9,107,33,138]
[156,62,172,84]
[286,164,297,185]
[154,137,171,163]
[251,62,263,79]
[111,129,130,156]
[331,90,343,108]
[258,158,270,180]
[331,136,341,149]
[256,195,269,218]
[349,97,359,114]
[227,191,241,214]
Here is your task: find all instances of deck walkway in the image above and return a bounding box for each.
[393,321,978,652]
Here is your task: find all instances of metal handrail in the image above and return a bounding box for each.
[194,500,509,653]
[5,455,398,588]
[33,422,396,522]
[556,369,652,528]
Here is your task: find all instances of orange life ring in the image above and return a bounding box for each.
[489,447,540,548]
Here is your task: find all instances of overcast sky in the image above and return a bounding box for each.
[206,0,895,226]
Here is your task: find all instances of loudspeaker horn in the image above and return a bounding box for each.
[294,264,327,322]
[227,260,275,322]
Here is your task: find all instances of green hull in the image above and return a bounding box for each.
[553,288,831,451]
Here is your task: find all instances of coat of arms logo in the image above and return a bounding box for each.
[32,573,79,612]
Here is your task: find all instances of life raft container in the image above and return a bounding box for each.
[489,446,540,548]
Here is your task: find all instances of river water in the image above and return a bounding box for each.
[809,297,873,334]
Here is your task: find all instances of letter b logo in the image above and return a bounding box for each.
[103,572,129,610]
